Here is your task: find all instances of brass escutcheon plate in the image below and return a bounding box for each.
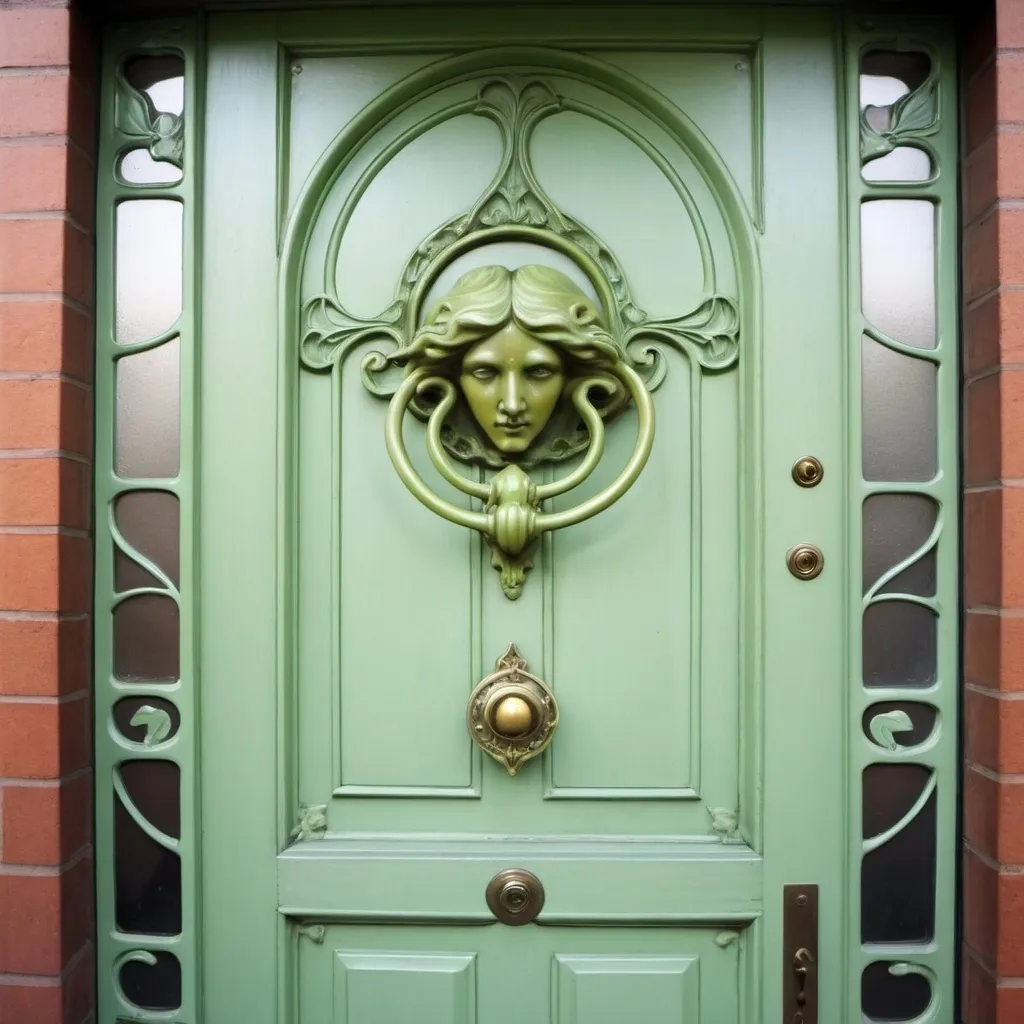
[467,643,559,776]
[486,868,545,925]
[787,543,824,580]
[792,455,824,488]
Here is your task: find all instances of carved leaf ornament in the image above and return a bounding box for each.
[114,68,184,168]
[299,77,741,597]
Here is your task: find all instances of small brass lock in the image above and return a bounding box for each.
[787,544,824,580]
[791,456,824,488]
[485,869,545,925]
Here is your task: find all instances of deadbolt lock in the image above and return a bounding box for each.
[787,544,824,580]
[792,456,824,488]
[486,869,545,925]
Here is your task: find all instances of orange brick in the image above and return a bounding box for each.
[0,300,91,382]
[965,488,1002,607]
[0,534,91,613]
[0,458,89,528]
[968,211,999,300]
[964,847,998,969]
[0,10,70,69]
[998,0,1024,50]
[997,985,1024,1024]
[966,687,1024,774]
[0,696,88,779]
[962,949,996,1024]
[966,374,1001,485]
[966,612,1024,692]
[0,145,69,215]
[968,60,998,153]
[0,983,63,1024]
[0,379,91,455]
[0,220,91,303]
[1,772,91,866]
[998,53,1024,124]
[0,855,91,975]
[0,74,70,138]
[0,617,89,697]
[0,614,88,696]
[1002,487,1024,608]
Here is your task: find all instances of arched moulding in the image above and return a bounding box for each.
[114,948,182,1014]
[863,961,940,1024]
[296,66,744,395]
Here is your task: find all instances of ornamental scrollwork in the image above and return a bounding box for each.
[114,65,184,168]
[299,76,740,598]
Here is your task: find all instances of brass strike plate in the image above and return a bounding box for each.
[783,884,818,1024]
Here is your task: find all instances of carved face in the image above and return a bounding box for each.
[459,322,566,455]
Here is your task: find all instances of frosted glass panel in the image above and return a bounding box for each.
[121,150,183,185]
[861,201,935,349]
[116,338,180,479]
[123,54,184,115]
[116,200,183,344]
[860,51,931,130]
[861,336,936,482]
[863,147,932,183]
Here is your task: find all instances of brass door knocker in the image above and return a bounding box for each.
[377,265,655,599]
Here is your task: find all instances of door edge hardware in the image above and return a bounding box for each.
[783,884,818,1024]
[786,543,824,580]
[792,455,824,488]
[467,643,559,776]
[486,868,545,926]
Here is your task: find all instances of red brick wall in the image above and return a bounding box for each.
[963,0,1024,1021]
[0,3,96,1022]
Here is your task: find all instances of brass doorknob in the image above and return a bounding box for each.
[486,869,545,925]
[467,644,558,775]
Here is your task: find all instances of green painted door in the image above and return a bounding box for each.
[99,7,961,1023]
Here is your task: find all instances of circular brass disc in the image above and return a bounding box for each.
[485,868,545,925]
[792,455,824,488]
[787,543,824,580]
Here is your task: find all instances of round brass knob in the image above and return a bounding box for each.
[492,695,534,737]
[787,543,824,580]
[792,455,824,488]
[485,868,544,925]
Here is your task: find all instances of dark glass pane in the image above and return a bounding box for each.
[862,962,932,1022]
[862,702,937,749]
[120,760,180,839]
[115,491,180,591]
[863,494,937,596]
[115,794,181,936]
[862,766,936,942]
[863,602,936,687]
[114,697,181,745]
[119,950,182,1011]
[862,336,937,482]
[115,338,180,479]
[113,594,179,682]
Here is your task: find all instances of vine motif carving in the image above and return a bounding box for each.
[868,709,914,751]
[129,705,173,746]
[300,76,740,429]
[290,803,328,842]
[861,72,938,163]
[114,67,184,168]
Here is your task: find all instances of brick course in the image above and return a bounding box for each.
[0,1,96,1021]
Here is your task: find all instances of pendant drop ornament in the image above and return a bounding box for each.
[467,644,559,776]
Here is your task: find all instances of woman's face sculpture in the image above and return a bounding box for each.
[459,322,566,454]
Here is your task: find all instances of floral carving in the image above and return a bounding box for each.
[129,705,173,746]
[868,709,914,751]
[861,72,938,163]
[115,68,184,168]
[290,803,327,842]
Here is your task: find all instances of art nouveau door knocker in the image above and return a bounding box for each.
[378,264,655,599]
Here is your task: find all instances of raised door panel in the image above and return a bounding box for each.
[291,50,749,838]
